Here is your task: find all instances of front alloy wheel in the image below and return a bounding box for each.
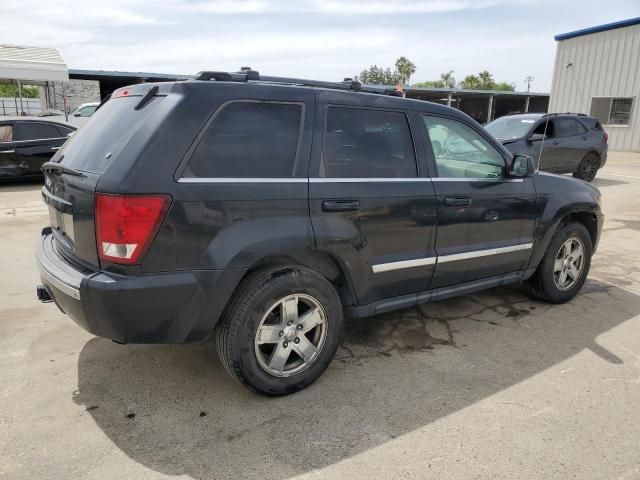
[528,221,592,304]
[553,237,585,291]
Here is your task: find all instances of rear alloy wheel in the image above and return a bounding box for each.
[216,266,343,395]
[573,153,600,182]
[254,294,328,377]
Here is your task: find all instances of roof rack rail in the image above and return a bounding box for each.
[542,112,588,117]
[193,70,403,97]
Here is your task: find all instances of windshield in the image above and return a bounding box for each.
[485,116,539,140]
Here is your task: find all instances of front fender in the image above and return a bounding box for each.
[527,173,603,270]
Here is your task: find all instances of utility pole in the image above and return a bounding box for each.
[524,75,534,93]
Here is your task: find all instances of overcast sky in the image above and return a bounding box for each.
[3,0,639,92]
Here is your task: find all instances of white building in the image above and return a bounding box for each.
[549,17,640,152]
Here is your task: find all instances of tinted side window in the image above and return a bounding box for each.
[322,107,416,178]
[185,102,302,178]
[17,122,62,141]
[554,118,578,137]
[576,121,587,135]
[423,115,504,179]
[533,120,553,137]
[56,125,75,136]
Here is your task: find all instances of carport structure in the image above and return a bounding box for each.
[405,87,549,124]
[0,44,69,116]
[69,69,192,100]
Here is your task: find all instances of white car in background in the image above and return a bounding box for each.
[68,102,99,127]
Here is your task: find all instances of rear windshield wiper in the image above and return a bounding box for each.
[41,161,84,176]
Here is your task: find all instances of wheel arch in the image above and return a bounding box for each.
[528,208,600,272]
[242,251,358,309]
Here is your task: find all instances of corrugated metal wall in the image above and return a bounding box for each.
[549,24,640,151]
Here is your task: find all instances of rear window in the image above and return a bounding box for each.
[59,95,163,174]
[183,101,302,178]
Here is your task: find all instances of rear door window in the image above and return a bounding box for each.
[184,101,303,178]
[16,122,63,141]
[322,107,416,178]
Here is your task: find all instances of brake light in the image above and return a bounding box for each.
[604,132,608,143]
[112,88,131,98]
[95,193,170,265]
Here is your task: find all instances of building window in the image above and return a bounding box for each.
[590,97,634,126]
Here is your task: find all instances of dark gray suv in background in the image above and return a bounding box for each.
[36,71,603,395]
[485,113,608,182]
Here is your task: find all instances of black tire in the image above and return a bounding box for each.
[528,222,592,304]
[215,265,343,395]
[573,152,600,182]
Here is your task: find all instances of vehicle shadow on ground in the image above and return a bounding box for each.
[592,177,628,188]
[74,279,637,479]
[0,177,43,191]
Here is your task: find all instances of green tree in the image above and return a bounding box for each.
[0,84,40,98]
[395,56,416,86]
[413,80,446,88]
[358,64,400,85]
[493,81,515,91]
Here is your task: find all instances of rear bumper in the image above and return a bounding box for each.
[600,145,608,168]
[36,234,244,344]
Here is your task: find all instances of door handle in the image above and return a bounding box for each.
[552,140,559,145]
[1,150,15,154]
[321,200,360,212]
[51,146,61,151]
[444,196,471,208]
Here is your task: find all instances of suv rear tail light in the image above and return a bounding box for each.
[95,193,170,265]
[604,132,608,143]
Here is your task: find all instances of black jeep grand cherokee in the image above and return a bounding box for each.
[36,71,603,395]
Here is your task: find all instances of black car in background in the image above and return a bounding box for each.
[0,117,76,179]
[485,113,607,182]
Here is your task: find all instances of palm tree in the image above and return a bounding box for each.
[477,70,494,89]
[440,70,456,88]
[461,74,481,89]
[395,57,416,86]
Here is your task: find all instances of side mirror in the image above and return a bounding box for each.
[508,154,536,178]
[528,133,545,142]
[73,112,81,117]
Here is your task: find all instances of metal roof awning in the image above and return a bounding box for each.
[0,44,68,83]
